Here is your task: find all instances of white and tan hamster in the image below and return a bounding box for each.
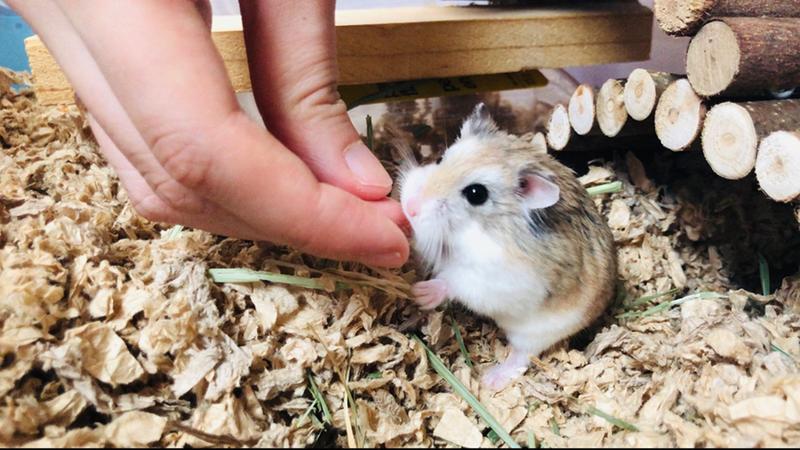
[398,104,616,390]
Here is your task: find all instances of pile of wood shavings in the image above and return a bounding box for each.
[2,70,800,448]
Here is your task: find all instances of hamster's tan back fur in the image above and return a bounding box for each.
[518,152,617,327]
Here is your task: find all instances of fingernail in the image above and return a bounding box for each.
[362,251,406,268]
[345,142,393,189]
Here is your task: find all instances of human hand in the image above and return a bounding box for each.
[9,0,409,267]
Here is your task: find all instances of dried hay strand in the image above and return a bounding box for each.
[1,72,800,447]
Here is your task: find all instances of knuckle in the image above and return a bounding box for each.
[150,126,214,192]
[150,177,207,215]
[284,57,344,120]
[129,193,173,224]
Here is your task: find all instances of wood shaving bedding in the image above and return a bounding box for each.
[1,70,799,447]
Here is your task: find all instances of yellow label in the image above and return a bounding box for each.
[339,69,548,109]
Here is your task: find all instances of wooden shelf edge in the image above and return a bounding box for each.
[24,2,653,105]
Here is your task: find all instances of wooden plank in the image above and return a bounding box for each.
[24,2,652,105]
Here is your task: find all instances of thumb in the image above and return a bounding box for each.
[240,0,393,201]
[274,98,394,202]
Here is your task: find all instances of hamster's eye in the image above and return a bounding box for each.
[462,183,489,206]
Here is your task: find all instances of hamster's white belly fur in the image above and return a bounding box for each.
[436,222,550,321]
[435,222,586,355]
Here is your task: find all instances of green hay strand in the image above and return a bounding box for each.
[626,288,679,309]
[771,343,795,362]
[366,115,374,151]
[527,431,538,448]
[306,372,333,424]
[293,398,318,429]
[587,181,623,196]
[549,418,560,436]
[450,318,475,368]
[413,336,520,449]
[585,406,639,431]
[759,253,770,295]
[209,268,345,291]
[618,291,725,320]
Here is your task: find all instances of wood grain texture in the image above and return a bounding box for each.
[624,69,679,121]
[25,3,652,105]
[701,100,800,179]
[686,18,800,97]
[655,78,706,151]
[545,103,571,151]
[736,99,800,140]
[655,0,800,36]
[595,77,655,139]
[755,131,800,202]
[596,79,629,137]
[568,84,599,136]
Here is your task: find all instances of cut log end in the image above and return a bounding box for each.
[597,79,628,138]
[653,0,709,36]
[568,84,596,136]
[546,104,571,151]
[655,79,706,151]
[701,103,758,180]
[687,21,740,97]
[624,69,658,121]
[755,131,800,202]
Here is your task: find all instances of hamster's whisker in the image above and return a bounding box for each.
[392,140,420,172]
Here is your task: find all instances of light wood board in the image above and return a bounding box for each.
[24,2,653,105]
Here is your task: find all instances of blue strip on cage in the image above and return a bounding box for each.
[1,3,35,72]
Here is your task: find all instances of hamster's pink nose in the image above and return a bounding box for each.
[406,196,422,218]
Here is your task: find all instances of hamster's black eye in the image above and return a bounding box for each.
[462,183,489,206]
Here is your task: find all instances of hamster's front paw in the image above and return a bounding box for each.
[411,279,448,311]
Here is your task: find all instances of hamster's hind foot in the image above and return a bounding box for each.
[411,279,448,311]
[481,348,530,391]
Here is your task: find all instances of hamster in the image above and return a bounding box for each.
[397,104,616,390]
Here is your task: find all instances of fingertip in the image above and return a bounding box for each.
[358,238,410,268]
[369,198,412,237]
[291,184,409,268]
[368,198,408,228]
[352,210,410,268]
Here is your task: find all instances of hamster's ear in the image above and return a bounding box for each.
[460,103,498,139]
[518,173,560,209]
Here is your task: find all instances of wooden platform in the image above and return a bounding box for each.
[24,1,653,105]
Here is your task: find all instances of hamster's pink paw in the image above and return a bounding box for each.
[481,350,530,390]
[411,279,448,310]
[481,363,527,391]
